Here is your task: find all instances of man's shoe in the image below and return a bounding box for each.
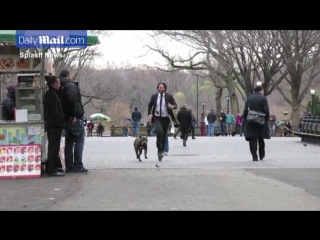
[74,168,89,173]
[183,140,186,147]
[56,168,64,173]
[48,172,65,177]
[65,168,74,173]
[192,137,196,139]
[252,158,258,161]
[259,155,265,161]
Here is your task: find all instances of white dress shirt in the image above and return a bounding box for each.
[155,93,169,117]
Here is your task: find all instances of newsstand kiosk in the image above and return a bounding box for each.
[0,45,48,179]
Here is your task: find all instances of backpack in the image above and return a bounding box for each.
[226,114,233,124]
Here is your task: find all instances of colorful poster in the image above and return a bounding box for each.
[0,124,43,145]
[0,144,41,179]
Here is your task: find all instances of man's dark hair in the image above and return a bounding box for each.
[134,107,138,110]
[157,82,167,91]
[60,70,70,78]
[254,86,264,93]
[46,75,58,87]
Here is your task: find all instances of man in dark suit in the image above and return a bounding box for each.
[177,106,192,146]
[242,85,270,161]
[43,76,65,177]
[148,83,178,161]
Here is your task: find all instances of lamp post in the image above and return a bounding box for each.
[311,89,315,118]
[196,74,199,129]
[226,96,230,113]
[201,102,206,116]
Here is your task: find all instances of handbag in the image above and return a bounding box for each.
[246,103,266,126]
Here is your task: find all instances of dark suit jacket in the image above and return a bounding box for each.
[43,87,65,132]
[243,92,270,140]
[177,108,192,128]
[148,92,177,123]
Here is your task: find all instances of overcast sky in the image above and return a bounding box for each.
[93,30,195,68]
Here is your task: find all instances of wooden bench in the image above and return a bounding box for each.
[294,132,320,144]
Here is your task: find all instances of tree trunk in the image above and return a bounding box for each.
[226,77,239,114]
[215,87,223,120]
[290,82,301,131]
[291,104,300,131]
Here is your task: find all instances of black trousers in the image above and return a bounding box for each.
[88,129,93,137]
[190,125,195,138]
[249,138,265,159]
[236,125,242,136]
[181,127,190,142]
[153,116,170,152]
[174,126,181,138]
[47,128,63,174]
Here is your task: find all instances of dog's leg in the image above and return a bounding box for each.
[138,149,142,161]
[144,146,148,159]
[135,148,139,160]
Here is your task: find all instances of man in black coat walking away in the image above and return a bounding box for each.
[148,83,178,161]
[242,86,270,161]
[131,107,141,137]
[58,70,88,173]
[177,106,192,147]
[43,76,65,177]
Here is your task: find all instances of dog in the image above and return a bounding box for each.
[133,136,148,161]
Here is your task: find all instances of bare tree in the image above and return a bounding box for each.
[146,30,231,116]
[270,30,320,128]
[79,67,120,109]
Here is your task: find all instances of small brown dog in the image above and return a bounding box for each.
[133,136,148,161]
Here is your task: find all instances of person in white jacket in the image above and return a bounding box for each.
[204,114,209,136]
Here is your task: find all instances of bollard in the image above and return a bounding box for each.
[302,117,306,133]
[305,116,311,133]
[310,117,315,134]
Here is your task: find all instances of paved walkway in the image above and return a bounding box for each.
[1,136,320,210]
[83,136,320,169]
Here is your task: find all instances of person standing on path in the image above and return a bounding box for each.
[235,113,242,136]
[148,83,177,161]
[43,76,65,177]
[226,110,234,136]
[131,107,141,137]
[242,85,270,161]
[200,113,206,136]
[206,110,217,136]
[204,112,209,135]
[219,109,227,136]
[58,70,88,173]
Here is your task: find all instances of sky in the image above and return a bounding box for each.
[93,30,195,68]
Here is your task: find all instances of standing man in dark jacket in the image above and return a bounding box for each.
[242,85,270,161]
[1,85,16,121]
[131,107,141,137]
[177,106,192,147]
[58,70,88,173]
[219,109,227,136]
[43,76,65,177]
[207,110,217,136]
[148,83,178,161]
